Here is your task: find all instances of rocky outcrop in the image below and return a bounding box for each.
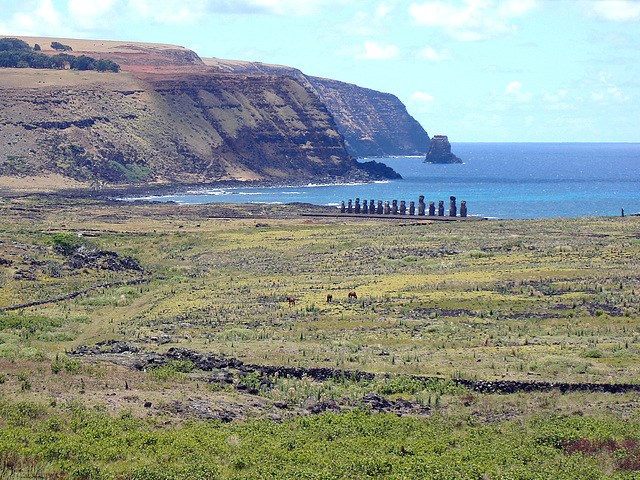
[204,58,430,158]
[424,135,462,164]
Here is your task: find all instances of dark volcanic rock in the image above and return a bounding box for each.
[424,135,462,164]
[63,246,142,272]
[307,400,341,414]
[355,159,402,179]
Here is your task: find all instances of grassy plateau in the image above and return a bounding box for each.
[1,195,640,479]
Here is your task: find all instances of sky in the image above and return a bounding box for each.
[1,0,639,142]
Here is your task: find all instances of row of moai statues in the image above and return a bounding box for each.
[340,196,467,217]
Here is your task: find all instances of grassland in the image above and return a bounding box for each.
[1,195,640,479]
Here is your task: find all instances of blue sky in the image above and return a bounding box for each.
[1,0,639,142]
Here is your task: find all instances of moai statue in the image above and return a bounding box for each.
[428,201,435,216]
[460,201,467,217]
[362,199,368,214]
[392,200,398,215]
[347,199,353,213]
[384,200,390,214]
[370,200,376,214]
[438,200,445,216]
[449,196,457,217]
[418,195,426,216]
[377,200,383,215]
[399,200,406,215]
[340,201,345,213]
[409,201,415,215]
[355,198,361,214]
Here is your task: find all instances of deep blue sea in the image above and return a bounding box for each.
[128,143,640,219]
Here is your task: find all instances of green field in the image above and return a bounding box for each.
[1,196,640,479]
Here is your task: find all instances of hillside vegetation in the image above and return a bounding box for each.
[1,197,640,478]
[0,37,120,72]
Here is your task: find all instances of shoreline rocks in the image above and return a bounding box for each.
[424,135,462,164]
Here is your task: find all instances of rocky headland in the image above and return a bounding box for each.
[0,36,427,194]
[424,135,462,164]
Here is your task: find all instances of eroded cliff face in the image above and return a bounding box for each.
[138,71,360,181]
[204,58,430,158]
[308,76,429,158]
[0,68,361,187]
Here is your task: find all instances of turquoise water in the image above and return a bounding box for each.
[127,143,640,219]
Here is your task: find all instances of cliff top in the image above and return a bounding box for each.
[14,36,196,55]
[12,36,204,67]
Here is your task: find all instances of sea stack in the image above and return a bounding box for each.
[424,135,462,164]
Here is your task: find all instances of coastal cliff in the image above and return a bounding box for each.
[0,37,416,192]
[204,58,430,158]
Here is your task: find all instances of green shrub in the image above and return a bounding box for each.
[64,358,83,374]
[49,232,87,255]
[71,464,103,480]
[0,401,47,426]
[582,348,604,358]
[149,361,193,381]
[468,249,489,258]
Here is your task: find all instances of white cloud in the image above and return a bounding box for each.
[418,45,448,61]
[412,91,435,102]
[356,40,400,60]
[505,80,532,101]
[505,80,522,94]
[129,0,208,24]
[409,0,537,41]
[1,0,63,36]
[592,86,630,103]
[122,0,352,24]
[543,89,569,102]
[227,0,349,16]
[337,2,397,37]
[68,0,121,28]
[587,0,640,22]
[587,71,631,103]
[375,1,395,19]
[249,0,325,15]
[498,0,536,17]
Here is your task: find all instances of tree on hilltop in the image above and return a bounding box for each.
[51,41,72,51]
[95,58,120,72]
[72,55,95,70]
[49,53,75,69]
[0,37,31,51]
[0,37,119,72]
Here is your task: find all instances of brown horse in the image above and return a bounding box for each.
[326,293,333,302]
[287,297,296,306]
[348,291,357,300]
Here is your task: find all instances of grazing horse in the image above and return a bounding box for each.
[348,291,357,300]
[326,293,333,302]
[287,297,296,306]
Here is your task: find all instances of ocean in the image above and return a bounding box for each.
[127,143,640,219]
